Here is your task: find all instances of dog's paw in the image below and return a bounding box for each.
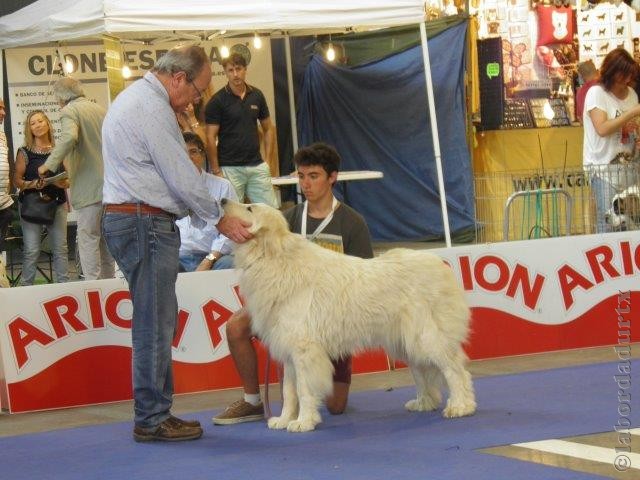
[286,418,318,433]
[267,416,290,430]
[404,396,440,412]
[442,400,477,418]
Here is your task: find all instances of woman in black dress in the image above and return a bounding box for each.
[13,110,69,285]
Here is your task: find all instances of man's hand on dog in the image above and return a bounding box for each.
[217,215,253,243]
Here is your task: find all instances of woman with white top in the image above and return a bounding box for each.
[582,48,640,232]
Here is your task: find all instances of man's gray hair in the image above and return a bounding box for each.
[152,45,209,81]
[53,77,85,103]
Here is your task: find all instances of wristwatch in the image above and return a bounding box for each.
[205,252,220,262]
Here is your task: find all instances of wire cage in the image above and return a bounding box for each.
[474,162,640,243]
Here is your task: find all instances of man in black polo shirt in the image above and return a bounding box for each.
[204,53,278,207]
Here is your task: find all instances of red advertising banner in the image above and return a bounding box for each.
[1,232,637,413]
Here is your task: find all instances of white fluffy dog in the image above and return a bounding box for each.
[222,199,476,432]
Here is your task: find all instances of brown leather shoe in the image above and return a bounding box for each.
[133,418,203,442]
[167,415,201,428]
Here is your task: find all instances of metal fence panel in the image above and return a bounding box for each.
[474,163,640,243]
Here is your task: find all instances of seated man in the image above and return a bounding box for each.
[176,132,236,271]
[213,142,374,425]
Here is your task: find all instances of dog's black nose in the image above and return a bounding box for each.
[221,198,228,205]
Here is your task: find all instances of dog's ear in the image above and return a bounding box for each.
[249,205,288,233]
[252,206,291,256]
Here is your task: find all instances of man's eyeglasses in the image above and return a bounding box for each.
[187,147,204,157]
[189,79,203,100]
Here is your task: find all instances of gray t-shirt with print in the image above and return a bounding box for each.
[282,202,373,259]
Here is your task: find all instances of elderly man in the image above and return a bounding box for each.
[38,77,114,280]
[101,45,252,442]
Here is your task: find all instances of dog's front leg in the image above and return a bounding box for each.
[286,342,333,432]
[267,360,298,430]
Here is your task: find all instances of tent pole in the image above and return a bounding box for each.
[284,35,301,202]
[284,35,299,153]
[419,21,452,248]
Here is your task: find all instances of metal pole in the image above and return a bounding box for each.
[419,21,452,247]
[284,35,299,153]
[284,35,302,201]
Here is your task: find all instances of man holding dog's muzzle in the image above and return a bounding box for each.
[101,46,252,443]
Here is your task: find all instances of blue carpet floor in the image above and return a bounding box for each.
[2,361,636,480]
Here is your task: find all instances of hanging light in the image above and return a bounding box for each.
[220,44,230,58]
[326,42,336,62]
[253,33,262,49]
[120,46,132,79]
[64,57,75,74]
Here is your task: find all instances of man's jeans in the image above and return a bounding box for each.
[178,251,234,272]
[102,211,180,428]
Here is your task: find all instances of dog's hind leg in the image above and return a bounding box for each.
[437,347,476,418]
[405,363,443,412]
[286,342,333,432]
[268,360,299,430]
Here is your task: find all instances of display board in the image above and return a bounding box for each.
[5,42,109,153]
[474,2,640,131]
[529,97,570,128]
[578,3,634,68]
[502,98,534,129]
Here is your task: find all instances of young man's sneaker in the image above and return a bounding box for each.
[133,417,203,442]
[212,399,264,425]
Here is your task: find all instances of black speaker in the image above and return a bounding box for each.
[477,37,504,131]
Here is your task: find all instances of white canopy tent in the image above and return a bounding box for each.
[0,0,430,47]
[0,0,454,246]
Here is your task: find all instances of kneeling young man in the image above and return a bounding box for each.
[213,142,373,424]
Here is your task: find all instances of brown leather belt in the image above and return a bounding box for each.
[104,203,174,217]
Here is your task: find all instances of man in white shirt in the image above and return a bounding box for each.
[177,132,236,271]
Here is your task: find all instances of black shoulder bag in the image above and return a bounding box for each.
[17,147,58,225]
